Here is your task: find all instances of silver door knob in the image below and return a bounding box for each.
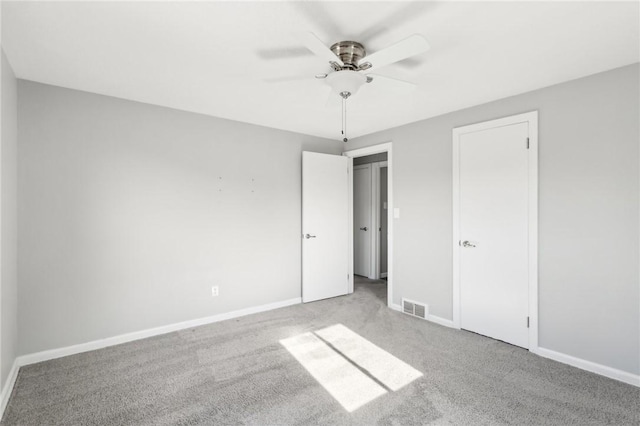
[305,234,316,239]
[461,240,476,248]
[360,227,368,231]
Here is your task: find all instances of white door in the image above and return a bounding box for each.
[458,122,530,348]
[353,165,372,277]
[302,151,349,303]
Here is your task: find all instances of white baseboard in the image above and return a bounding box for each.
[0,359,20,419]
[6,296,637,424]
[1,297,301,420]
[426,314,455,328]
[17,297,301,367]
[391,303,638,387]
[380,272,388,278]
[389,303,455,328]
[536,347,639,387]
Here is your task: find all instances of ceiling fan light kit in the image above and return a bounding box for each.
[325,70,367,96]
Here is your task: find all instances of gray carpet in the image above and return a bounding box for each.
[3,277,639,425]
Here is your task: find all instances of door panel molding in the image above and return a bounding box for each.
[452,112,538,352]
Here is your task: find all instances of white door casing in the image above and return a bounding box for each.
[302,151,350,303]
[354,164,372,277]
[453,112,538,350]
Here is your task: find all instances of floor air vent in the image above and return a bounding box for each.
[402,298,428,320]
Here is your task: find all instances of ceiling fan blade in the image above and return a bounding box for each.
[256,46,313,60]
[365,74,417,91]
[300,32,343,66]
[363,34,430,72]
[262,74,314,84]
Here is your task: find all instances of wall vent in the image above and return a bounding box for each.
[402,298,428,320]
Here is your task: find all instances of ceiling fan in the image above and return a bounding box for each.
[302,33,429,97]
[293,32,430,141]
[303,31,429,87]
[257,1,438,141]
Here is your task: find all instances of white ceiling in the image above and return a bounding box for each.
[3,1,639,140]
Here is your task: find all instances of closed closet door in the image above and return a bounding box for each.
[458,121,530,348]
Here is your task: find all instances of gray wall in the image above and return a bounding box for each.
[17,81,342,355]
[346,63,640,375]
[1,50,18,385]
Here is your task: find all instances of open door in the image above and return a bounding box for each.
[302,151,350,303]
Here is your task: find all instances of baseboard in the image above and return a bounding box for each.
[426,314,455,328]
[380,272,388,278]
[17,297,302,367]
[389,303,455,328]
[0,359,20,419]
[536,347,639,387]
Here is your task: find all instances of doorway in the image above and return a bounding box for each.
[452,112,538,350]
[300,144,393,307]
[344,143,393,307]
[353,157,388,281]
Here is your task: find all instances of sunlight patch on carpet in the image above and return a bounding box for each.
[315,324,423,391]
[280,324,423,412]
[280,332,386,412]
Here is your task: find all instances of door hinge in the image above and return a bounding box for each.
[527,316,530,328]
[526,137,530,149]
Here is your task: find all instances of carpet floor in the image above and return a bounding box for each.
[2,277,638,425]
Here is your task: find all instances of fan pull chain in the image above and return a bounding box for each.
[342,96,347,142]
[340,91,351,143]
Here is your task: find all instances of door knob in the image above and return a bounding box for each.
[360,227,368,231]
[461,240,476,248]
[305,234,316,239]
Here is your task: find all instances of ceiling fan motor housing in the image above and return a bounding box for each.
[330,41,366,70]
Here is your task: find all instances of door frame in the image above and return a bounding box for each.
[452,111,539,352]
[344,142,393,307]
